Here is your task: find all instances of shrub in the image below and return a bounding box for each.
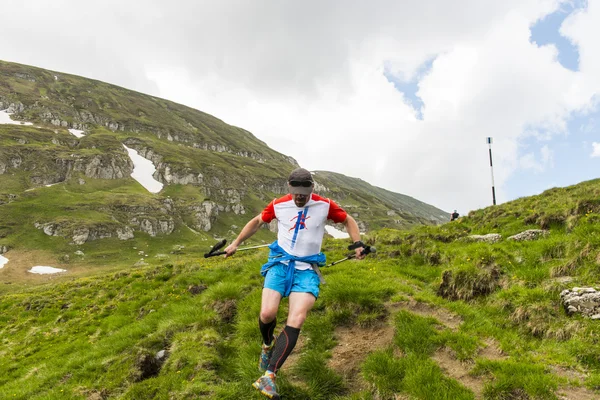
[437,265,501,301]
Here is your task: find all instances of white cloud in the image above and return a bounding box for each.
[592,142,600,158]
[1,0,599,213]
[541,145,554,166]
[519,153,544,172]
[518,145,553,172]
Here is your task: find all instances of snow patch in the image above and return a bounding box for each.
[0,254,8,269]
[28,266,67,274]
[325,225,350,239]
[0,109,33,126]
[68,128,85,138]
[123,144,164,193]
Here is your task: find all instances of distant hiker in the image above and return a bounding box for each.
[224,167,365,399]
[451,210,459,221]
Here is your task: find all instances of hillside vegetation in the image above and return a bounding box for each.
[1,178,599,399]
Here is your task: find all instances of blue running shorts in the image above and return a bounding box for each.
[263,263,320,299]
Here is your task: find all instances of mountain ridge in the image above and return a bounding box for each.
[0,59,448,255]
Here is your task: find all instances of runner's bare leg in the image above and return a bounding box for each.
[260,288,282,323]
[286,291,316,328]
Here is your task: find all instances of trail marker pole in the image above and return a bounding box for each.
[486,137,496,205]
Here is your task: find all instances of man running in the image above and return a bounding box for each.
[224,167,365,399]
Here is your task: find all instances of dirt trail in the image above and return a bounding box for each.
[328,321,396,392]
[556,387,598,400]
[325,299,466,394]
[479,338,507,361]
[432,347,485,399]
[550,365,596,400]
[388,299,463,330]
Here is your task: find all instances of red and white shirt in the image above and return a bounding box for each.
[261,193,347,270]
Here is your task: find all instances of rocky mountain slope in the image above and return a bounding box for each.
[0,60,447,255]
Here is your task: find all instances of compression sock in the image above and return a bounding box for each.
[259,317,277,346]
[267,325,301,373]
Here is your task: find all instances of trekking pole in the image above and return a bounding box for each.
[203,239,271,258]
[324,242,376,267]
[204,239,227,258]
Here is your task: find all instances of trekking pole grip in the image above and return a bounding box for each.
[204,250,227,258]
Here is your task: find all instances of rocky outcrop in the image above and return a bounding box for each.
[459,230,548,244]
[508,229,549,242]
[465,234,502,244]
[1,146,133,183]
[109,199,173,216]
[313,180,330,193]
[74,154,133,179]
[190,201,219,232]
[116,227,135,240]
[0,194,18,206]
[1,102,25,113]
[34,221,141,244]
[71,226,112,245]
[39,110,125,132]
[129,217,175,237]
[27,154,132,185]
[158,164,204,185]
[561,287,600,319]
[0,156,22,174]
[216,189,246,215]
[34,222,132,245]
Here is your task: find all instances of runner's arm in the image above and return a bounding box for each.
[224,214,266,257]
[342,215,365,259]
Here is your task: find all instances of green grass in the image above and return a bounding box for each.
[2,60,600,399]
[473,360,558,399]
[1,210,600,399]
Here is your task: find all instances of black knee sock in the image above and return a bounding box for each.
[267,325,300,373]
[259,317,277,346]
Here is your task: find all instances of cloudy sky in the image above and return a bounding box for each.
[1,0,599,213]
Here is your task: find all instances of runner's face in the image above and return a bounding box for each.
[292,193,310,207]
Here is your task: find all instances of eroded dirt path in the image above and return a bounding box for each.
[432,347,485,399]
[328,321,397,392]
[388,299,463,330]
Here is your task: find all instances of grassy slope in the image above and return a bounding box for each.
[1,179,599,399]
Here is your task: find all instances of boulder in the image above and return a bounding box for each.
[507,229,549,242]
[465,233,502,243]
[116,226,135,240]
[560,287,600,319]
